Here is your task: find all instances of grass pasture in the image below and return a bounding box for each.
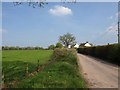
[2,50,53,87]
[2,49,86,88]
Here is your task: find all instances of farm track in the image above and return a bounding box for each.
[77,53,119,89]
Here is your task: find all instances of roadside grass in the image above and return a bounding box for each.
[16,48,86,88]
[2,49,86,88]
[16,60,85,88]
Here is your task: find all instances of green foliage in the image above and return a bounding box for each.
[16,48,86,88]
[3,49,86,88]
[2,50,53,87]
[16,61,86,88]
[52,48,77,62]
[77,44,120,64]
[48,45,55,50]
[59,33,76,47]
[56,42,63,48]
[2,46,44,50]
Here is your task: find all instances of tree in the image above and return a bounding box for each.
[56,42,63,48]
[48,45,55,50]
[59,33,76,48]
[13,1,48,8]
[13,0,76,8]
[34,46,43,50]
[2,46,9,50]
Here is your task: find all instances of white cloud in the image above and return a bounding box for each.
[106,24,117,33]
[49,5,72,16]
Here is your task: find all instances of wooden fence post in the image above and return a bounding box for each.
[2,70,4,88]
[26,64,29,76]
[37,60,40,72]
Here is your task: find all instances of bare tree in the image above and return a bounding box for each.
[13,0,48,8]
[13,0,77,8]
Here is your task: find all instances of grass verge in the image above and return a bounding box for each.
[16,48,86,88]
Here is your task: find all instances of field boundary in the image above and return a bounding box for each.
[3,59,56,88]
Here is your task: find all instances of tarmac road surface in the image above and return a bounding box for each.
[77,53,119,88]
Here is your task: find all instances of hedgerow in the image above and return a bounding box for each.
[77,44,120,65]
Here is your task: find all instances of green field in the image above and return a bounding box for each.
[2,50,53,87]
[3,50,52,63]
[2,50,86,88]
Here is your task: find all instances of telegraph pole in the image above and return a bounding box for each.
[118,22,120,44]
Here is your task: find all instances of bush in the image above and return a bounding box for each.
[52,48,76,60]
[56,42,63,48]
[77,44,120,65]
[48,45,55,50]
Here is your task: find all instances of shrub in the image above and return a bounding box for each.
[56,42,63,48]
[48,45,55,50]
[52,48,76,60]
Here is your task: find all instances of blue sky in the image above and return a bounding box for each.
[2,2,118,47]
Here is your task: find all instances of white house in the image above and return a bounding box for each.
[68,45,71,48]
[84,42,92,47]
[74,44,79,48]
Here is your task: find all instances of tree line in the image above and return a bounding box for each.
[2,42,63,50]
[2,46,44,50]
[2,33,76,50]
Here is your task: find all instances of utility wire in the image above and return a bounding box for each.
[91,30,110,43]
[91,26,117,45]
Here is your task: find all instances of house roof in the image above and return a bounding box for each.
[80,42,93,47]
[84,43,92,47]
[74,44,79,48]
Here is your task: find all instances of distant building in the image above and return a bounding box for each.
[74,44,79,48]
[68,44,79,48]
[80,42,93,47]
[84,42,92,47]
[68,42,92,48]
[68,45,71,48]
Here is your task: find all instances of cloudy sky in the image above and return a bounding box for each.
[2,2,118,47]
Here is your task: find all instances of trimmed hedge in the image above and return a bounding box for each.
[77,44,120,65]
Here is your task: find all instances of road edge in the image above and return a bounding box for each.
[77,53,90,89]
